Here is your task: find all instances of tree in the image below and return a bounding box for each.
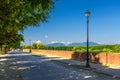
[31,43,37,49]
[113,45,120,52]
[0,0,55,29]
[0,0,55,53]
[31,43,44,49]
[72,46,86,53]
[36,43,44,49]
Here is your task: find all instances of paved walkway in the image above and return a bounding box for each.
[39,54,120,79]
[1,53,120,80]
[0,54,22,80]
[58,59,120,78]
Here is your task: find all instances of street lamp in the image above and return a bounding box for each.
[85,10,90,68]
[29,39,32,53]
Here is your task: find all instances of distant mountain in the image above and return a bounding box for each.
[46,43,65,46]
[68,42,99,46]
[46,42,99,46]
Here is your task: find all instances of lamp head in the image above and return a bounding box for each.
[85,10,90,17]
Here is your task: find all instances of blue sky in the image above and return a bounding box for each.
[23,0,120,45]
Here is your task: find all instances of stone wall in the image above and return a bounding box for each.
[23,49,120,66]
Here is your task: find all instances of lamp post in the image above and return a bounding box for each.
[85,10,90,68]
[29,39,32,53]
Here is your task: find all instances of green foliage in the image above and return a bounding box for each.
[72,46,86,52]
[102,48,112,52]
[0,0,55,53]
[89,45,113,53]
[113,45,120,52]
[0,0,55,29]
[31,43,44,49]
[21,45,29,49]
[41,46,73,51]
[22,44,120,53]
[31,43,37,49]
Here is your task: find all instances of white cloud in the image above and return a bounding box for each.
[51,41,59,43]
[50,41,72,45]
[36,40,42,44]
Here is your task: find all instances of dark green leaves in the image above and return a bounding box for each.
[0,0,54,48]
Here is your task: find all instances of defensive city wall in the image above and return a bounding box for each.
[23,49,120,67]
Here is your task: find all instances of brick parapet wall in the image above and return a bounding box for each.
[23,49,120,66]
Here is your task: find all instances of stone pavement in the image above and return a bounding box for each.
[0,54,22,80]
[1,53,120,80]
[57,59,120,79]
[37,54,120,79]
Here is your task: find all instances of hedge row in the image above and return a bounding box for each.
[22,44,120,53]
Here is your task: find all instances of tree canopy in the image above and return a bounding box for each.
[0,0,55,52]
[0,0,54,29]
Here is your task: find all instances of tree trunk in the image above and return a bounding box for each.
[4,46,8,54]
[0,45,4,54]
[0,45,1,50]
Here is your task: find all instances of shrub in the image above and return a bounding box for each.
[22,44,120,53]
[113,45,120,52]
[103,48,112,52]
[72,46,86,53]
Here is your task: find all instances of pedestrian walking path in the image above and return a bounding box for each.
[1,52,120,80]
[41,54,120,79]
[58,59,120,78]
[0,54,22,80]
